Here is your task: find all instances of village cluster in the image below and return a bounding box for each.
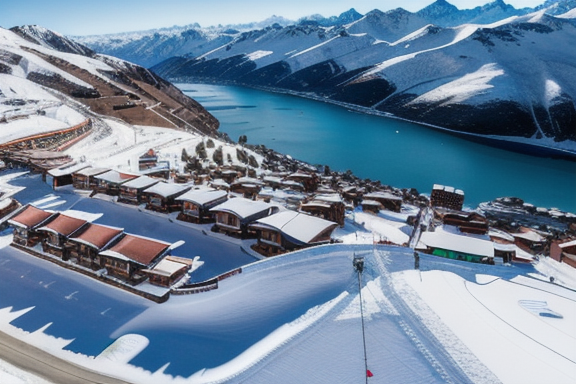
[1,145,575,302]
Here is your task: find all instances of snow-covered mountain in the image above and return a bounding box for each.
[150,8,576,156]
[0,25,219,141]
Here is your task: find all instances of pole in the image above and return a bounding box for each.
[354,256,369,383]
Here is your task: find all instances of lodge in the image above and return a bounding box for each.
[210,197,279,237]
[72,167,109,190]
[47,162,90,189]
[8,204,56,247]
[98,233,172,283]
[229,177,264,199]
[94,170,138,195]
[550,239,576,268]
[36,214,88,259]
[433,208,489,235]
[419,230,495,264]
[142,256,194,287]
[250,210,338,256]
[362,191,403,213]
[118,175,160,205]
[300,193,345,226]
[430,184,465,211]
[176,188,228,223]
[68,223,124,269]
[142,182,191,212]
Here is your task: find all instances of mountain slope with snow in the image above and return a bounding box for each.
[0,26,219,142]
[151,7,576,157]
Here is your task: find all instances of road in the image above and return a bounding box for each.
[0,330,133,384]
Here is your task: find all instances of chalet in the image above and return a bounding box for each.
[284,171,318,192]
[142,256,193,287]
[0,198,21,223]
[98,233,171,282]
[72,167,109,190]
[430,184,464,211]
[300,194,345,226]
[139,149,158,170]
[262,176,283,190]
[434,208,489,235]
[512,228,547,255]
[176,188,228,223]
[5,150,73,174]
[36,214,88,259]
[47,162,90,189]
[363,192,403,213]
[8,205,56,247]
[419,230,494,264]
[217,169,240,184]
[281,179,305,192]
[68,223,124,269]
[210,198,279,237]
[550,239,576,268]
[94,170,138,196]
[361,200,383,214]
[250,211,337,256]
[142,182,191,212]
[118,176,159,205]
[229,177,264,199]
[210,179,230,191]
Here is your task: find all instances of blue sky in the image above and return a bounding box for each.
[1,0,546,36]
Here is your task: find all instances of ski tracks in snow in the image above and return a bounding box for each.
[371,249,500,384]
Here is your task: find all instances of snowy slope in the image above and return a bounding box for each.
[0,243,574,384]
[151,9,576,156]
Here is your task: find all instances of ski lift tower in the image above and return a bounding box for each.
[353,253,371,382]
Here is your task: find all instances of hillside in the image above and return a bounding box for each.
[0,25,219,144]
[149,8,576,157]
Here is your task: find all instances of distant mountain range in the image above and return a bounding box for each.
[42,1,576,156]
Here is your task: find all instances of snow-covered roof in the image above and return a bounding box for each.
[512,230,546,243]
[210,198,274,219]
[48,162,90,177]
[253,211,337,244]
[145,258,189,277]
[74,167,109,177]
[313,194,343,203]
[121,176,159,190]
[210,179,230,188]
[176,189,227,206]
[363,191,402,201]
[94,170,138,184]
[420,231,494,258]
[233,177,264,186]
[143,182,190,198]
[559,239,576,249]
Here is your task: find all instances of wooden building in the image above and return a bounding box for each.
[430,184,464,211]
[0,198,21,224]
[68,223,124,269]
[118,176,159,205]
[512,228,546,255]
[434,208,489,235]
[142,256,193,287]
[94,170,138,196]
[8,205,56,247]
[72,167,109,190]
[47,162,90,189]
[363,191,403,213]
[229,177,264,199]
[176,189,228,223]
[99,234,171,282]
[142,182,191,212]
[36,214,88,259]
[550,239,576,268]
[361,199,383,214]
[300,194,345,226]
[210,198,279,237]
[419,230,494,264]
[250,211,337,256]
[284,171,318,192]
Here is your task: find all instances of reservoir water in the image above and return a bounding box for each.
[179,83,576,213]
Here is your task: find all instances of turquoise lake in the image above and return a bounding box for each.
[178,83,576,213]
